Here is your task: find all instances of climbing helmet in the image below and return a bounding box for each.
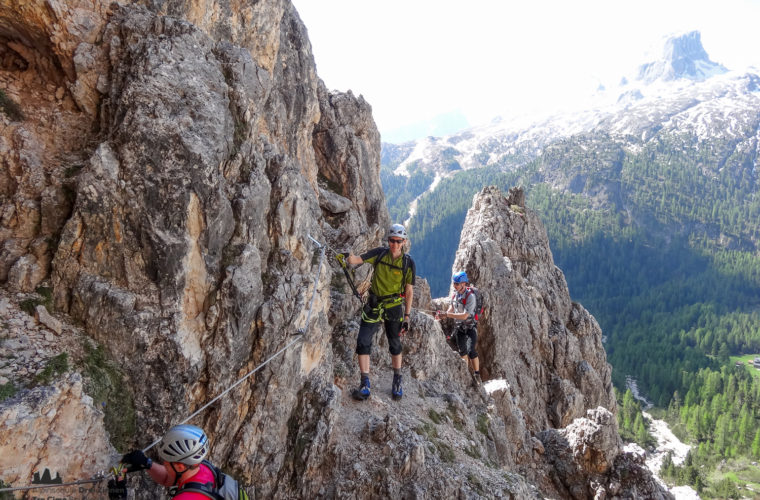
[388,223,407,240]
[158,424,209,465]
[452,271,468,284]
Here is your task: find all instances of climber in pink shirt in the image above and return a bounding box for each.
[110,424,249,499]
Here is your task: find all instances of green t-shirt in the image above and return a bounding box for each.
[361,247,416,300]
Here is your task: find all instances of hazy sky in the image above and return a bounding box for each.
[291,0,760,143]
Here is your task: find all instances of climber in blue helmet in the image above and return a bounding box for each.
[436,271,481,384]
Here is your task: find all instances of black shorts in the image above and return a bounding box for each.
[356,303,403,356]
[455,326,478,359]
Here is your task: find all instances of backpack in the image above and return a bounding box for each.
[461,286,484,324]
[170,460,249,500]
[371,247,412,299]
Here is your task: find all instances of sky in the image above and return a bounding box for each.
[291,0,760,143]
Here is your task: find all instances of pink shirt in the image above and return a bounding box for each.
[175,463,215,499]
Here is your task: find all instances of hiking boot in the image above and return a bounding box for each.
[351,376,371,401]
[392,373,403,400]
[472,371,482,387]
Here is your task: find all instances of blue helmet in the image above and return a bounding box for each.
[452,271,468,283]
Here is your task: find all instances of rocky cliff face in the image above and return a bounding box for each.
[0,1,667,498]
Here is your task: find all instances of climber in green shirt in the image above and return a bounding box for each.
[340,224,416,401]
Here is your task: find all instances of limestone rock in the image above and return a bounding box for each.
[0,373,117,495]
[318,186,352,214]
[451,186,616,431]
[411,275,432,312]
[537,407,672,500]
[6,254,47,291]
[35,304,62,334]
[607,451,674,500]
[0,0,110,292]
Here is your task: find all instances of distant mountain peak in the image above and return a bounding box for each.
[635,31,727,83]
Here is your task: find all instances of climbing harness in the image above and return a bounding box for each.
[361,295,386,324]
[0,234,328,494]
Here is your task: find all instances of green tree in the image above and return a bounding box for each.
[752,428,760,459]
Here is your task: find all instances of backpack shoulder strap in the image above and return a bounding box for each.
[462,287,473,304]
[171,462,223,500]
[371,248,390,270]
[201,460,221,483]
[372,250,411,298]
[400,254,410,295]
[173,482,223,500]
[374,249,408,272]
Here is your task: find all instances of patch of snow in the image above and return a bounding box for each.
[396,137,440,175]
[626,377,697,499]
[670,486,700,500]
[404,173,443,226]
[626,376,653,409]
[484,379,508,394]
[623,442,646,457]
[643,411,691,467]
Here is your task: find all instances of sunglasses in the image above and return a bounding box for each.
[389,238,405,244]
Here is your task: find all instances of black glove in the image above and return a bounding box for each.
[108,478,128,499]
[121,450,151,472]
[400,321,409,336]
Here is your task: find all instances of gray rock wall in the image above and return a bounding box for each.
[40,4,385,495]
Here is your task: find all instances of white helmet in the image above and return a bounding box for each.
[158,424,209,465]
[388,223,407,240]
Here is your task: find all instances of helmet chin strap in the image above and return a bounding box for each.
[169,462,185,486]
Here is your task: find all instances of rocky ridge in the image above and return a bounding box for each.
[0,1,667,498]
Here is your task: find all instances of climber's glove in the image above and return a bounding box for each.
[121,450,152,473]
[107,478,128,499]
[400,318,410,336]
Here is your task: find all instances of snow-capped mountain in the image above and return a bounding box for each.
[383,31,760,180]
[636,31,727,83]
